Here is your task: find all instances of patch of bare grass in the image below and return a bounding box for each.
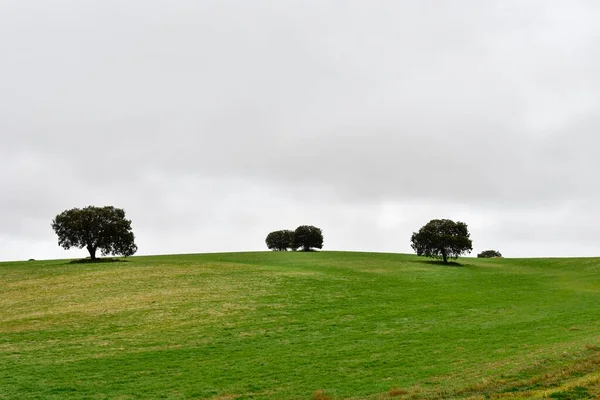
[313,389,333,400]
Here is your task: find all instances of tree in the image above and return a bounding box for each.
[294,225,323,252]
[266,230,296,251]
[410,219,472,263]
[51,206,137,261]
[477,250,502,258]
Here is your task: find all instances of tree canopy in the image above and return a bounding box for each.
[410,219,472,263]
[266,225,324,252]
[265,230,297,251]
[51,206,137,261]
[294,225,323,252]
[478,250,502,258]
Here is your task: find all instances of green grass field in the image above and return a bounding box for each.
[2,252,600,399]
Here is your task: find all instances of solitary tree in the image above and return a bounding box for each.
[266,230,296,251]
[477,250,502,258]
[410,219,472,263]
[51,206,138,261]
[294,225,323,252]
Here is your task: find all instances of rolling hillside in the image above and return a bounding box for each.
[2,252,600,399]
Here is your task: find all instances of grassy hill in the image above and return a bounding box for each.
[2,251,600,399]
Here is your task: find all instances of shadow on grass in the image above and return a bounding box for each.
[421,260,465,267]
[68,258,129,265]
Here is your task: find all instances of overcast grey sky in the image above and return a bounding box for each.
[2,1,600,261]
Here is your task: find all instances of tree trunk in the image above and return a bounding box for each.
[441,251,448,264]
[87,245,97,261]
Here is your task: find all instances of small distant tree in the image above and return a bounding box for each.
[51,206,137,261]
[265,230,296,251]
[294,225,323,252]
[477,250,502,258]
[410,219,472,263]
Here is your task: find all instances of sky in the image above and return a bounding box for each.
[2,0,600,261]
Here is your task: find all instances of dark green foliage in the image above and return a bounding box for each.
[51,206,138,260]
[265,230,297,251]
[294,225,323,252]
[266,226,324,252]
[478,250,503,258]
[410,219,472,263]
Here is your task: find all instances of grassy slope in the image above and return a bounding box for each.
[1,252,600,399]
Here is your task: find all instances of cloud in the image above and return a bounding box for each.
[1,1,600,260]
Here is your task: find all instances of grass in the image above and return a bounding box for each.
[1,251,600,399]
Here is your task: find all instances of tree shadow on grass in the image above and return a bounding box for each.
[67,258,129,265]
[421,260,466,267]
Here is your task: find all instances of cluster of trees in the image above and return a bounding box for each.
[478,250,502,258]
[51,206,499,265]
[266,225,323,252]
[52,206,326,260]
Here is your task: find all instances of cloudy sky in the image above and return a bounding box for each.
[2,1,600,261]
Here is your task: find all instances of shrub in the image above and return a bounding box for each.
[477,250,502,258]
